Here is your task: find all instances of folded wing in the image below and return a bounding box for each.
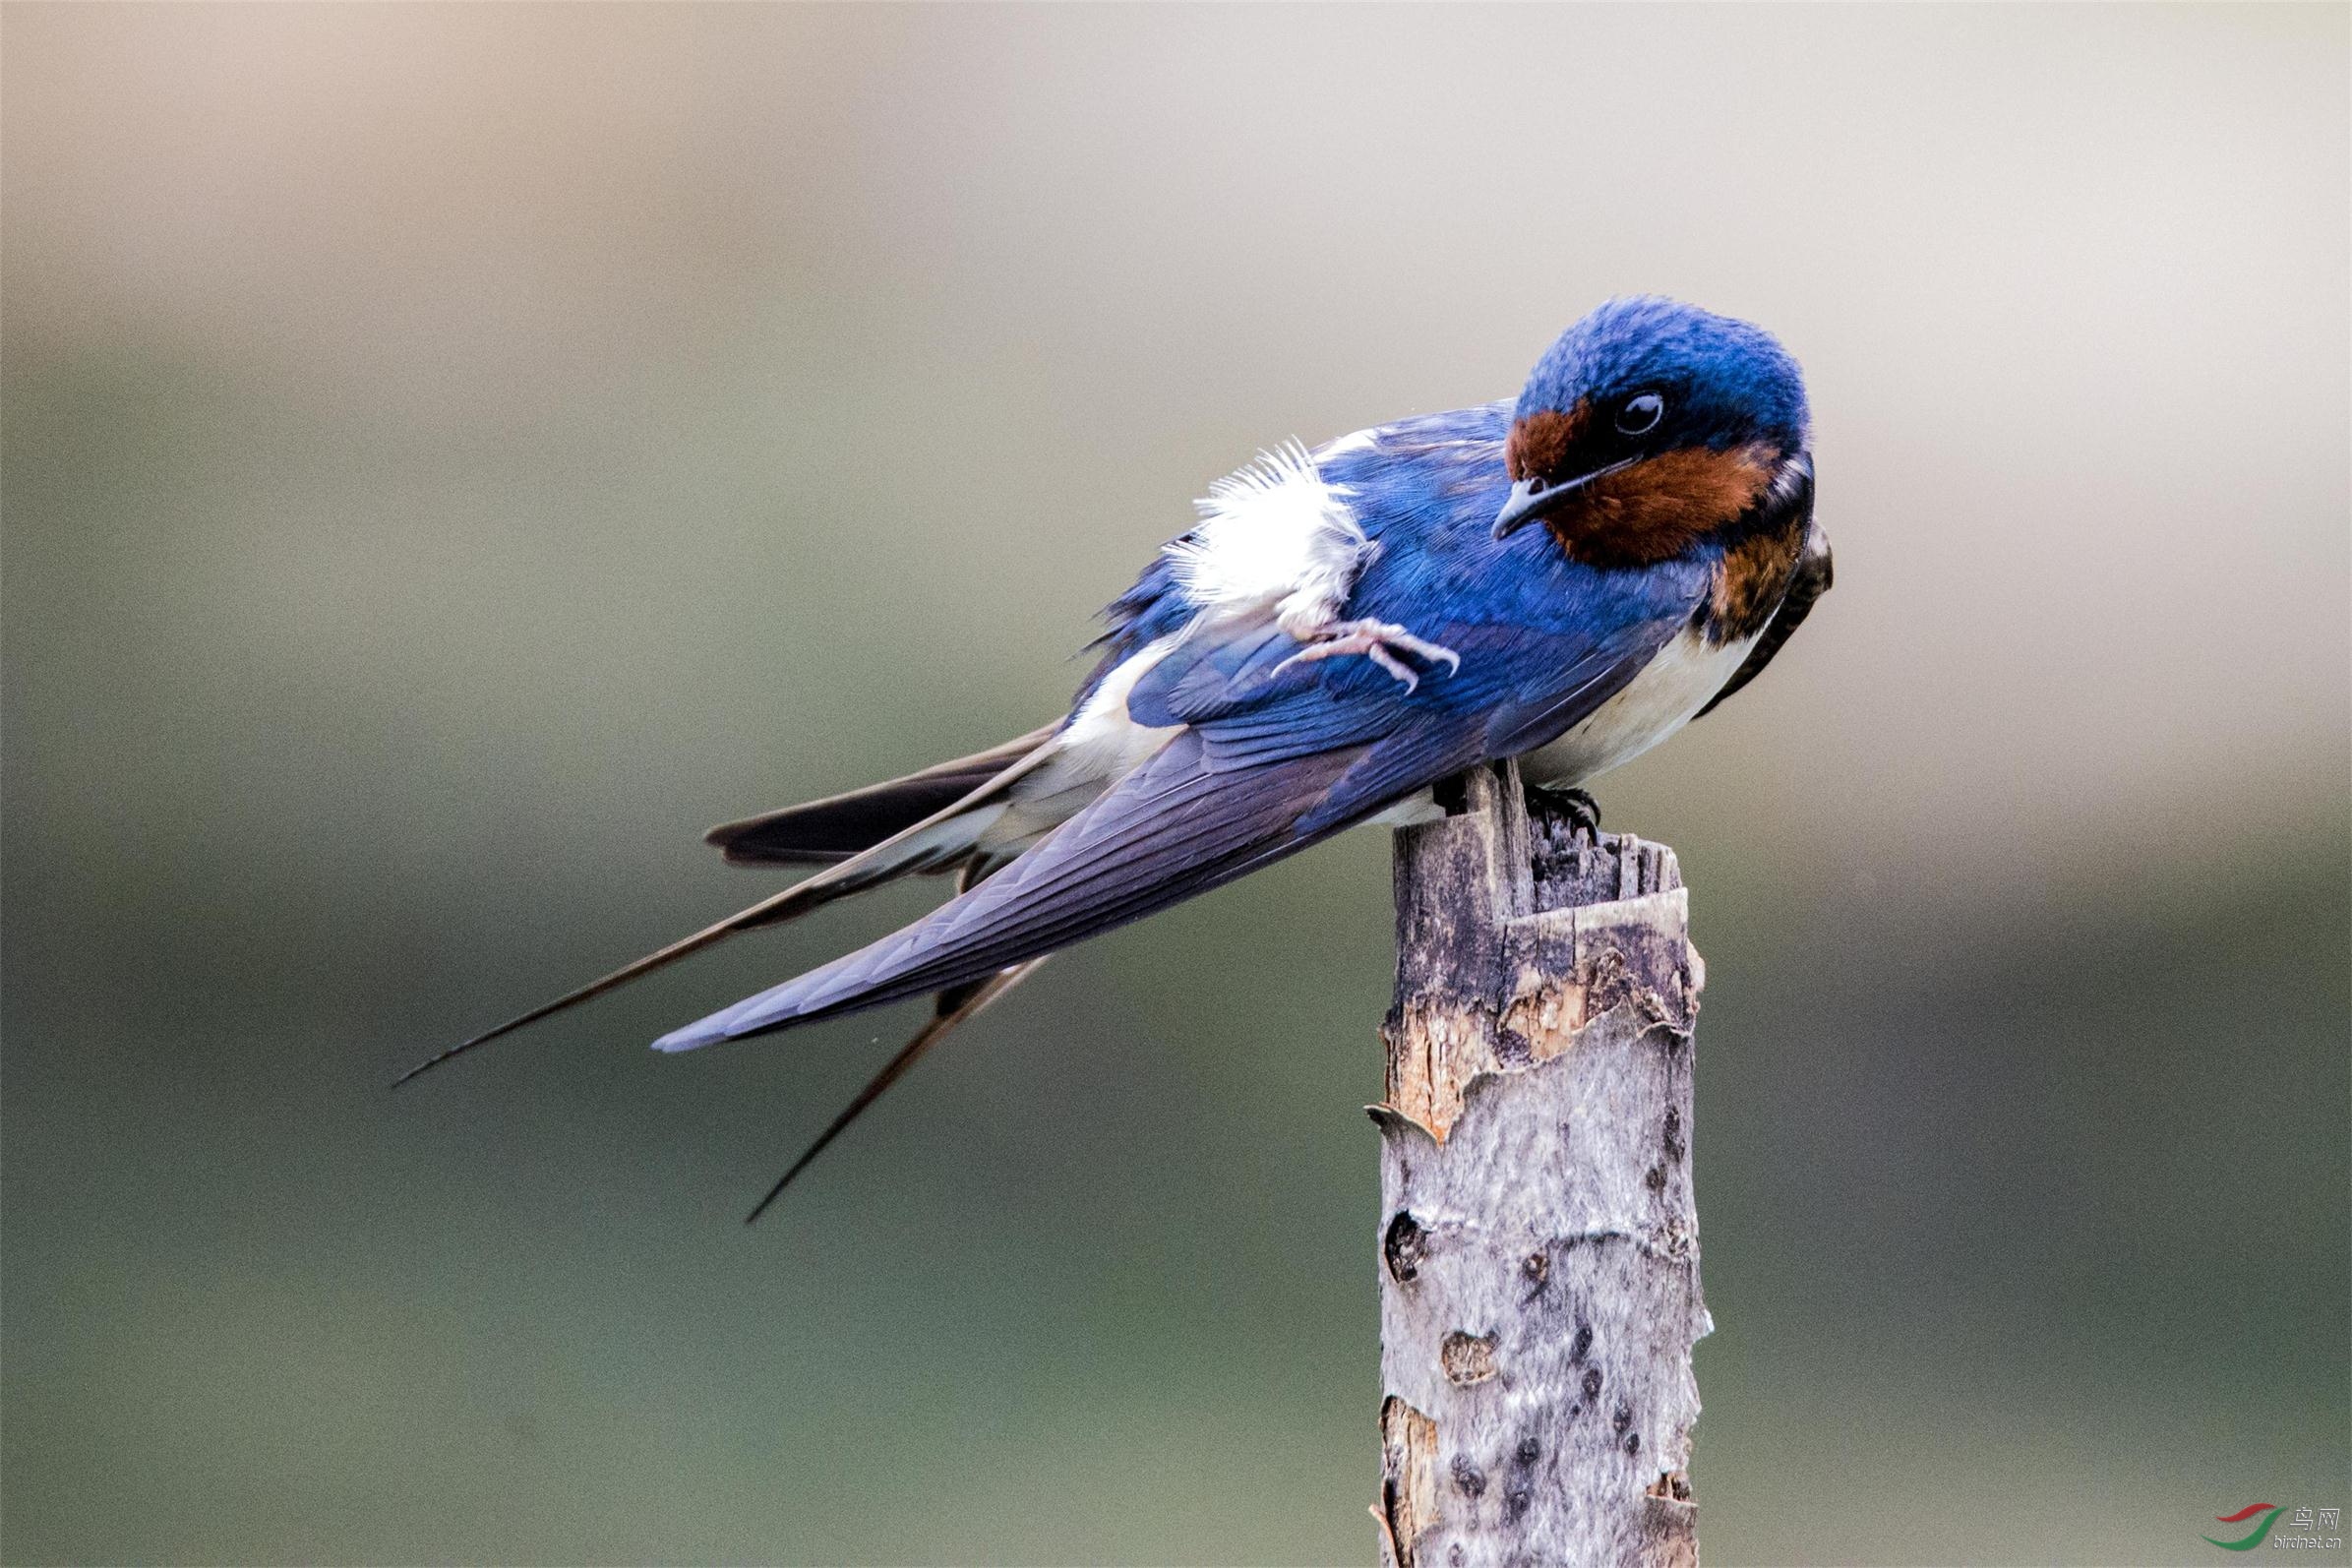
[654,613,1681,1053]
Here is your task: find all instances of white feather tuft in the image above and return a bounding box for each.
[1166,440,1369,622]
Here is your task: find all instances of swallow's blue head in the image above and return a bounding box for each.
[1493,297,1809,566]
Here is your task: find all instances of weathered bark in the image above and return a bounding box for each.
[1373,760,1710,1568]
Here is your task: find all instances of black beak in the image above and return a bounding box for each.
[1491,458,1637,540]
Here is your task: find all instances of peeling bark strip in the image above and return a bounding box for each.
[1374,761,1710,1567]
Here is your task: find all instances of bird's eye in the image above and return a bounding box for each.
[1616,392,1664,436]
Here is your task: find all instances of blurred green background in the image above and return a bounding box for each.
[4,5,2345,1564]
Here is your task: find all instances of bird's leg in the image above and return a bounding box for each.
[1529,782,1602,839]
[1273,601,1462,694]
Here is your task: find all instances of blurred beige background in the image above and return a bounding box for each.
[4,5,2345,1563]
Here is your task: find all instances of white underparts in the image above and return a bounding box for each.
[977,634,1182,856]
[1362,630,1752,834]
[1517,628,1759,789]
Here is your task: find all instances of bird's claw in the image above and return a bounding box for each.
[1531,783,1602,839]
[1274,620,1462,693]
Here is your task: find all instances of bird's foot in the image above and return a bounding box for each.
[1530,783,1602,839]
[1274,620,1462,693]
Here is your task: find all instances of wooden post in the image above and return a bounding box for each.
[1372,760,1710,1567]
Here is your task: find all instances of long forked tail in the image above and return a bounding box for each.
[742,956,1045,1223]
[652,727,1389,1054]
[393,726,1062,1086]
[706,725,1056,865]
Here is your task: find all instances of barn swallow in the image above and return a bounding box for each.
[402,295,1832,1219]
